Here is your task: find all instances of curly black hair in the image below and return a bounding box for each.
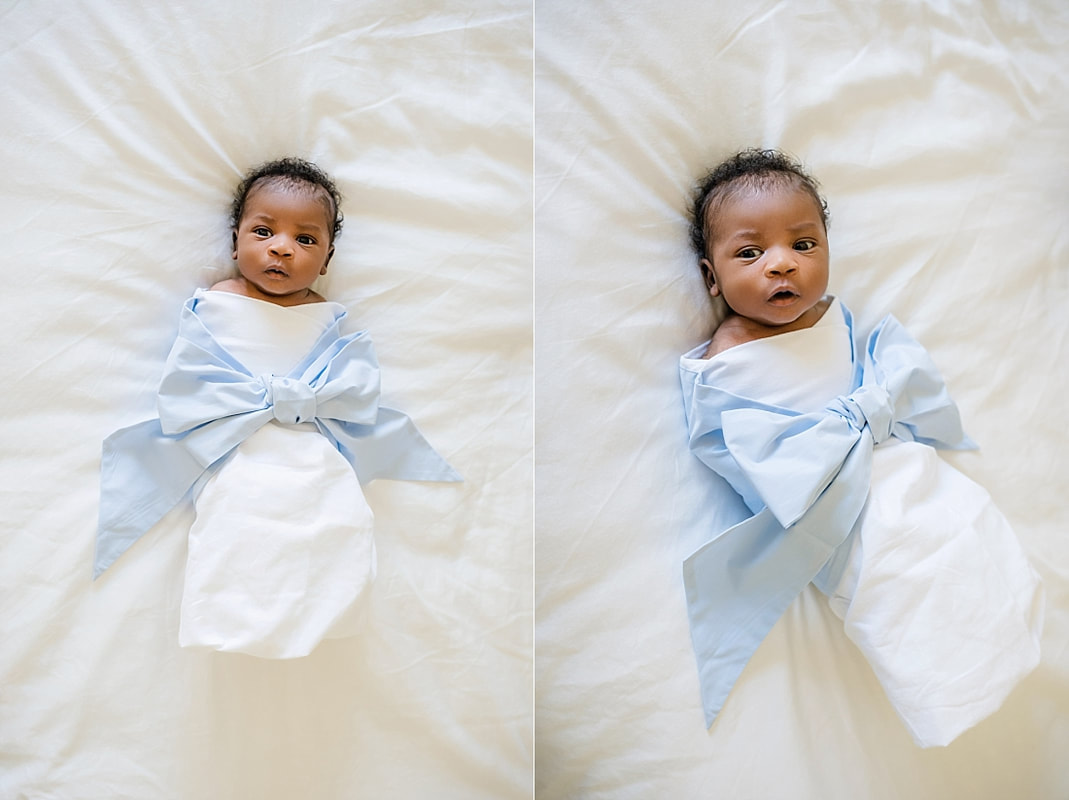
[230,157,344,242]
[689,148,828,262]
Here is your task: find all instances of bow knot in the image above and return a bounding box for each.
[264,376,317,424]
[831,383,893,444]
[712,316,973,529]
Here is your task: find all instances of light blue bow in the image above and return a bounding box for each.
[679,306,975,727]
[95,295,461,578]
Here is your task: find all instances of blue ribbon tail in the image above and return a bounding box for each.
[94,419,208,579]
[323,407,462,484]
[683,438,872,727]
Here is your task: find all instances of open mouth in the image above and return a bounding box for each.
[768,289,798,304]
[265,267,288,277]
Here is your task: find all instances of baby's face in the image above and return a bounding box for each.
[702,184,829,329]
[232,181,334,305]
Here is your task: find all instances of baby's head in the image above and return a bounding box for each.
[690,149,830,328]
[229,158,344,304]
[231,157,344,244]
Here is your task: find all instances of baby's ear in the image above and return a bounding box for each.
[322,245,334,275]
[700,258,720,296]
[231,230,238,259]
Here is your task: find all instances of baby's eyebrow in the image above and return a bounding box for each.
[723,229,762,241]
[247,213,326,232]
[721,221,822,244]
[786,221,822,232]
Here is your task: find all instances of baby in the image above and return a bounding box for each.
[678,149,1043,747]
[95,158,460,658]
[691,148,830,357]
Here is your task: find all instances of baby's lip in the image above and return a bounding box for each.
[767,284,799,302]
[264,264,289,277]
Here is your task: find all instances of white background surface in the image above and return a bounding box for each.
[3,1,1068,798]
[0,2,531,798]
[536,2,1069,798]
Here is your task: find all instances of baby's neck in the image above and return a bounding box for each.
[704,296,831,358]
[210,277,327,307]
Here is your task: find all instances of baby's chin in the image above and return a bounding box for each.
[237,278,322,306]
[730,301,825,331]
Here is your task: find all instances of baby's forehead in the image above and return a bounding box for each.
[243,178,335,224]
[247,176,329,205]
[708,176,822,231]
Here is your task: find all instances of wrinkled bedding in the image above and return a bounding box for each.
[535,2,1069,798]
[1,2,532,798]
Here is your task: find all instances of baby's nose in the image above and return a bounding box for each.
[269,237,294,256]
[765,251,798,275]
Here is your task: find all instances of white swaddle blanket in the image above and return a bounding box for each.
[178,290,376,658]
[686,298,1044,747]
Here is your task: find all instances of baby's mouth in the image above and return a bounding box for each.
[265,267,288,277]
[768,289,799,304]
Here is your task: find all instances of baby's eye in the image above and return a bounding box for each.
[737,247,762,259]
[252,226,272,237]
[296,234,317,245]
[794,239,817,252]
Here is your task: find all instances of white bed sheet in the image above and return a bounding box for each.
[535,2,1069,798]
[0,2,531,798]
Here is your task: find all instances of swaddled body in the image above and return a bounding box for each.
[680,297,1043,746]
[178,290,375,658]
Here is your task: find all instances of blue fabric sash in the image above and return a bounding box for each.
[679,304,974,726]
[95,295,461,578]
